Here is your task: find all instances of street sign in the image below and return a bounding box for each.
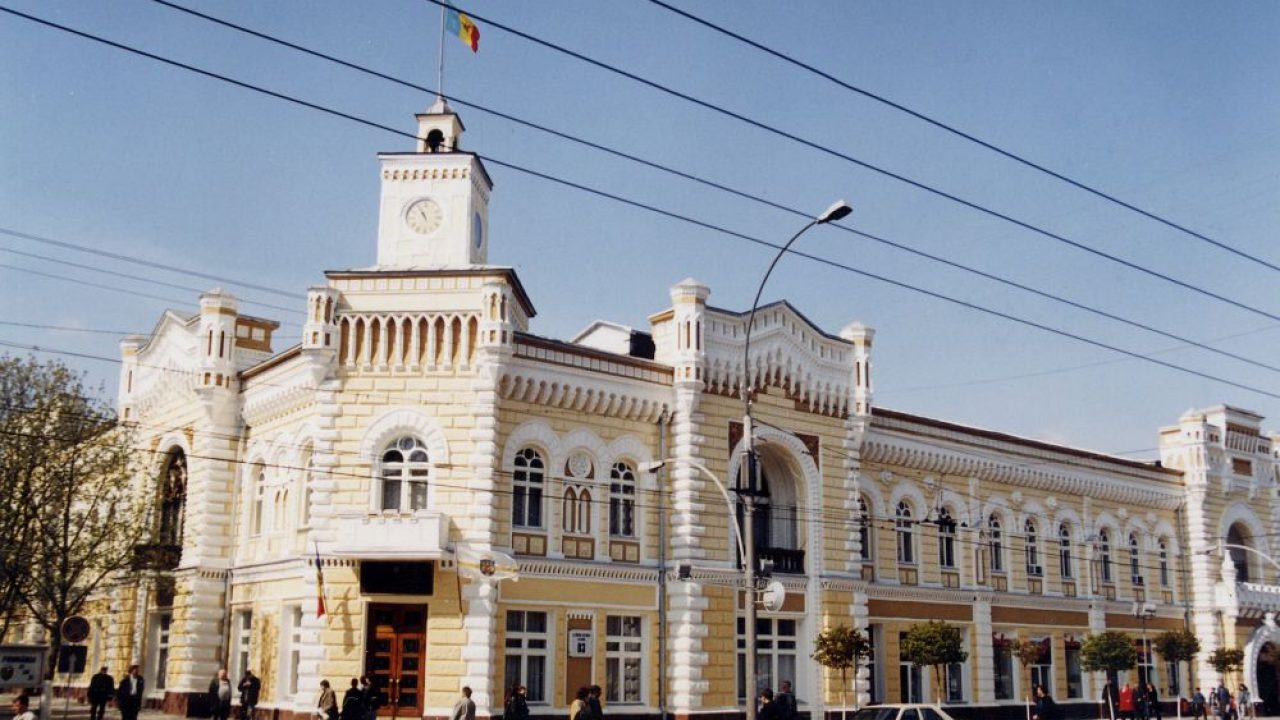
[567,629,593,657]
[0,645,47,689]
[760,580,786,612]
[61,616,90,644]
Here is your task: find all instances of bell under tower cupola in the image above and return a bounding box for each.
[375,98,493,270]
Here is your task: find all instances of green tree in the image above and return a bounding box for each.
[901,621,969,701]
[813,625,872,716]
[1208,647,1245,686]
[1153,628,1200,701]
[0,355,150,677]
[1010,638,1046,720]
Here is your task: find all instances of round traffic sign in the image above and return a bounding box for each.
[61,616,90,643]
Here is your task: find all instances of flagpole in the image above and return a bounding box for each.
[436,3,447,102]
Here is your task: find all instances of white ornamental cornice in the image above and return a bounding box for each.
[500,357,670,423]
[865,423,1183,510]
[516,558,660,584]
[242,382,316,427]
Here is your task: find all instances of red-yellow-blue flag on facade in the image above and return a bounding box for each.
[314,543,327,619]
[445,8,480,53]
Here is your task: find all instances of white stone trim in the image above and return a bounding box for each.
[358,406,451,466]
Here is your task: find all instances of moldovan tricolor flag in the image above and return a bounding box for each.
[314,544,327,619]
[446,8,480,52]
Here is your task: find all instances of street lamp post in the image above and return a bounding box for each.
[1132,601,1157,689]
[740,200,851,720]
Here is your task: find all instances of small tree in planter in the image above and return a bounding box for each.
[1080,631,1137,720]
[1153,628,1200,719]
[813,625,872,719]
[900,621,969,705]
[1208,647,1245,690]
[1010,638,1047,720]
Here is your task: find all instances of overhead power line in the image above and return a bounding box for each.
[424,0,1280,324]
[646,0,1280,275]
[3,7,1280,402]
[0,227,304,300]
[141,0,1280,377]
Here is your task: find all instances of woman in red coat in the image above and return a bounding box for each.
[1119,683,1137,720]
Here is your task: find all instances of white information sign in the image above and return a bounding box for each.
[567,629,593,658]
[0,645,47,689]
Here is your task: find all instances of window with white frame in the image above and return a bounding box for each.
[1159,539,1170,587]
[272,488,289,533]
[865,624,880,705]
[232,610,252,680]
[1059,524,1073,579]
[512,448,545,529]
[937,508,956,569]
[284,606,302,698]
[858,497,874,563]
[609,462,637,538]
[251,466,266,535]
[380,437,430,512]
[299,448,314,527]
[737,618,798,701]
[155,613,172,690]
[945,659,965,703]
[1029,637,1052,695]
[1065,640,1083,699]
[504,611,548,703]
[1129,533,1142,585]
[1099,530,1113,583]
[989,515,1005,573]
[896,502,915,565]
[993,638,1014,700]
[1025,519,1042,576]
[898,631,923,703]
[1136,638,1155,688]
[605,616,643,703]
[1166,656,1180,696]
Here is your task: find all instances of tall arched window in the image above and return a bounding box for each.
[299,448,314,527]
[1158,539,1170,587]
[1226,524,1251,582]
[1025,519,1041,576]
[858,497,874,562]
[251,465,266,535]
[609,462,637,538]
[1128,533,1142,584]
[1058,524,1073,579]
[895,501,915,565]
[989,514,1005,573]
[157,448,187,547]
[1099,530,1113,583]
[512,447,545,529]
[380,436,430,511]
[937,508,956,569]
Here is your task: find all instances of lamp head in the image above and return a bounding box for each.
[639,461,665,474]
[817,200,853,224]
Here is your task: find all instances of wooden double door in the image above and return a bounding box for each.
[365,604,427,718]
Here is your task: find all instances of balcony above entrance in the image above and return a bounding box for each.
[1239,582,1280,618]
[331,512,449,560]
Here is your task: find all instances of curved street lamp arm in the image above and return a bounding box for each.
[1219,542,1280,574]
[742,220,818,405]
[653,457,747,565]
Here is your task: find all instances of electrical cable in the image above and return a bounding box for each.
[645,0,1280,275]
[421,0,1280,323]
[139,0,1280,377]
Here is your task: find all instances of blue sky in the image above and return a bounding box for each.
[2,0,1278,455]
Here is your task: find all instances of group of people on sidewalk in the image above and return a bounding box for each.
[86,665,146,720]
[1188,682,1255,720]
[1101,679,1165,720]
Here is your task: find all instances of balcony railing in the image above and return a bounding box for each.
[758,547,805,574]
[132,543,182,572]
[1238,581,1280,614]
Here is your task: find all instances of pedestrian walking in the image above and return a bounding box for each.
[1120,683,1136,720]
[239,670,261,720]
[1102,679,1120,720]
[775,681,797,720]
[358,676,379,720]
[452,687,476,720]
[758,689,780,720]
[116,665,145,720]
[1191,688,1208,720]
[208,669,233,720]
[1238,685,1252,719]
[88,666,115,720]
[505,685,529,720]
[1033,685,1061,720]
[12,695,36,720]
[341,679,364,720]
[1213,683,1231,720]
[569,687,589,720]
[587,685,603,720]
[318,680,338,720]
[1145,682,1161,720]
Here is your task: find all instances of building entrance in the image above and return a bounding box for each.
[364,604,427,718]
[1259,642,1279,716]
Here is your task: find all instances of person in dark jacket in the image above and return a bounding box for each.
[116,665,145,720]
[238,670,261,720]
[208,669,233,720]
[774,681,797,720]
[1102,679,1120,720]
[1033,685,1061,720]
[587,685,603,720]
[341,678,364,720]
[1145,682,1162,720]
[758,689,780,720]
[505,685,529,720]
[88,666,114,720]
[359,676,379,720]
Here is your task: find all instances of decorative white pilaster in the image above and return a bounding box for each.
[973,597,994,704]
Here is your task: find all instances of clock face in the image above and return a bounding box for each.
[405,198,443,235]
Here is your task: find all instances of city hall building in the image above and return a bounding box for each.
[48,102,1280,719]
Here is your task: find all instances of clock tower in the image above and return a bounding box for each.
[375,97,492,269]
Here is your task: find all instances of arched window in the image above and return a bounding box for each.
[563,452,593,535]
[251,465,266,535]
[609,462,636,538]
[1058,524,1073,579]
[1099,530,1113,583]
[895,501,915,565]
[157,448,187,547]
[937,508,956,569]
[379,436,430,511]
[272,489,288,533]
[988,514,1004,573]
[1128,533,1142,584]
[1226,524,1251,582]
[858,497,874,562]
[1025,519,1041,576]
[299,448,314,527]
[1158,539,1170,587]
[512,447,545,529]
